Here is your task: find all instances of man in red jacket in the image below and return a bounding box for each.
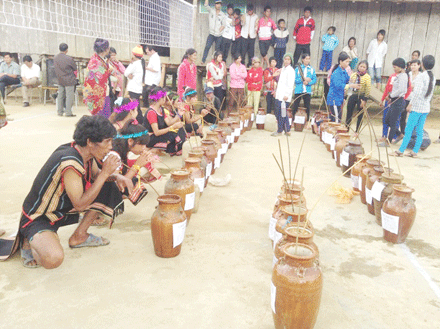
[293,6,315,65]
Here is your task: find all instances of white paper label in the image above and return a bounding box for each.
[221,143,228,154]
[288,118,292,125]
[372,181,385,201]
[381,210,399,234]
[294,116,306,124]
[256,114,266,124]
[240,121,244,129]
[234,128,240,136]
[268,217,276,240]
[173,220,187,248]
[340,150,349,167]
[271,281,276,314]
[359,176,363,191]
[214,155,221,169]
[273,254,278,267]
[244,119,249,127]
[206,162,212,178]
[227,135,233,144]
[323,132,328,144]
[311,117,315,125]
[251,113,255,121]
[365,187,373,205]
[184,192,195,211]
[194,177,204,192]
[330,138,336,151]
[273,231,282,250]
[351,174,359,189]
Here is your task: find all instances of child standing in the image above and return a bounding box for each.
[320,26,339,72]
[231,9,242,58]
[246,57,264,115]
[257,5,277,68]
[343,37,358,70]
[293,53,317,121]
[228,54,247,113]
[273,19,289,69]
[263,57,280,114]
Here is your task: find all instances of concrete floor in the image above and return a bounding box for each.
[0,102,439,329]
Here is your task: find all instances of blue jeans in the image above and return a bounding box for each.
[319,50,333,71]
[399,112,428,153]
[382,101,399,138]
[275,100,290,133]
[368,65,382,84]
[274,48,286,69]
[202,34,221,63]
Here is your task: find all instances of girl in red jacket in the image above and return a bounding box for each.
[246,57,264,115]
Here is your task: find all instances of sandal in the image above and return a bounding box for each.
[391,151,403,157]
[405,151,418,158]
[69,233,110,249]
[21,248,40,268]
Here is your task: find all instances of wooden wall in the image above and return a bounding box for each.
[194,0,440,77]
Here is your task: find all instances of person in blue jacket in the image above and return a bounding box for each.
[293,53,317,121]
[327,52,360,122]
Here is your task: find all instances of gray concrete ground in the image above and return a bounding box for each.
[0,101,439,329]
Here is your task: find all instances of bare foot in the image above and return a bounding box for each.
[22,238,38,267]
[90,215,108,226]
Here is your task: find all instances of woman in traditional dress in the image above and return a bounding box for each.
[83,38,112,116]
[109,47,126,98]
[109,97,140,132]
[182,88,209,136]
[177,48,197,99]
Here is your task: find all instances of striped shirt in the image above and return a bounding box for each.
[410,71,435,114]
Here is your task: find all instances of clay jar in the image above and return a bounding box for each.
[201,140,217,175]
[256,108,266,130]
[269,194,301,242]
[360,159,383,204]
[319,119,330,142]
[151,194,187,258]
[311,111,321,135]
[214,128,228,162]
[351,154,371,192]
[164,170,195,222]
[373,172,404,225]
[239,107,251,131]
[365,166,385,215]
[230,120,241,143]
[323,122,340,149]
[334,133,351,167]
[183,158,205,196]
[192,146,211,187]
[273,205,308,246]
[274,222,318,266]
[218,121,233,148]
[382,185,416,244]
[293,107,307,132]
[340,140,364,177]
[272,243,323,329]
[280,182,306,206]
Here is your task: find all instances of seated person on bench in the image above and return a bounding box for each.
[0,53,21,100]
[21,55,41,107]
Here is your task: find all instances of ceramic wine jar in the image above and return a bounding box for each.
[382,185,416,244]
[164,170,195,222]
[280,182,306,206]
[218,121,233,149]
[230,120,241,143]
[183,158,205,196]
[351,154,371,192]
[360,159,383,204]
[340,140,364,177]
[365,166,385,214]
[272,243,323,329]
[373,172,404,225]
[256,108,266,130]
[319,119,330,142]
[192,146,211,188]
[334,133,351,167]
[201,140,217,175]
[293,107,307,132]
[269,194,301,242]
[151,194,187,258]
[273,205,308,246]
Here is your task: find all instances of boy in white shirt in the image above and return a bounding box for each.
[21,55,40,107]
[124,46,145,124]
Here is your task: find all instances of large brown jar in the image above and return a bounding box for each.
[272,243,323,329]
[183,158,205,196]
[373,172,404,225]
[192,146,211,188]
[256,108,266,130]
[319,119,330,142]
[218,121,234,148]
[322,122,339,149]
[164,170,195,222]
[214,128,228,162]
[360,159,383,204]
[340,140,364,177]
[269,194,301,242]
[273,205,308,246]
[293,107,307,132]
[334,133,351,167]
[351,154,370,192]
[230,120,241,143]
[201,140,217,175]
[280,181,306,206]
[382,185,416,244]
[365,166,384,215]
[151,194,187,258]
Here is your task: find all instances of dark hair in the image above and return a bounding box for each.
[109,47,117,55]
[111,98,136,124]
[234,8,241,15]
[112,123,150,171]
[357,60,369,71]
[348,37,356,46]
[329,26,336,33]
[23,55,32,63]
[264,5,271,11]
[408,59,422,72]
[143,44,156,53]
[59,43,68,52]
[184,87,197,100]
[227,3,234,10]
[422,55,435,98]
[232,53,241,61]
[93,38,110,54]
[304,6,312,13]
[3,52,12,58]
[269,56,276,64]
[181,48,197,63]
[247,3,254,11]
[332,52,350,74]
[377,29,386,37]
[412,50,421,57]
[149,86,166,102]
[213,50,223,61]
[73,115,117,147]
[278,19,285,25]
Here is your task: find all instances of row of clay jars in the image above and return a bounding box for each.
[322,122,340,148]
[164,169,195,222]
[340,140,364,177]
[360,159,383,204]
[319,119,331,142]
[229,112,245,135]
[373,172,404,225]
[272,242,323,329]
[326,125,348,153]
[351,154,371,192]
[151,194,187,258]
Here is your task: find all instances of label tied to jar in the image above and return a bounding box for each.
[234,128,240,136]
[184,192,195,211]
[359,176,363,191]
[194,177,204,192]
[256,114,266,124]
[371,181,385,201]
[330,138,336,151]
[365,187,373,205]
[244,119,249,127]
[268,217,276,240]
[251,113,255,121]
[381,210,399,234]
[311,117,315,125]
[221,143,228,154]
[240,121,244,130]
[173,219,187,248]
[214,154,221,169]
[206,162,212,179]
[351,174,359,189]
[340,150,349,167]
[294,116,306,124]
[271,281,276,314]
[288,118,293,126]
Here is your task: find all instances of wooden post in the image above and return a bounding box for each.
[160,63,166,87]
